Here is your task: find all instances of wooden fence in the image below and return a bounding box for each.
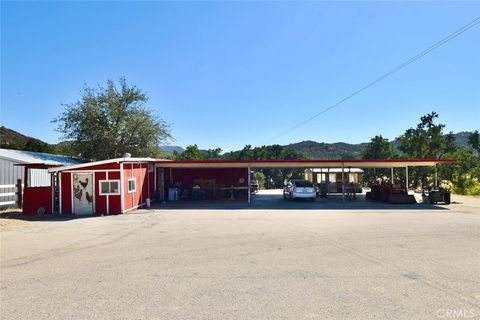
[0,180,23,208]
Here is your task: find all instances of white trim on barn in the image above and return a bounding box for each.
[127,178,137,193]
[124,202,147,213]
[139,163,143,204]
[48,157,162,173]
[105,172,109,215]
[98,180,121,196]
[59,172,63,214]
[63,169,121,173]
[120,162,125,214]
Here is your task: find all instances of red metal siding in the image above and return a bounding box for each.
[23,187,52,214]
[141,166,148,205]
[123,163,148,211]
[168,168,248,187]
[94,171,107,215]
[123,165,133,211]
[61,172,72,214]
[108,171,121,214]
[161,168,248,200]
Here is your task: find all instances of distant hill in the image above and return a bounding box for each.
[0,126,37,147]
[0,126,50,150]
[160,146,184,154]
[0,126,184,155]
[446,131,473,149]
[283,140,369,159]
[284,132,474,159]
[1,126,475,159]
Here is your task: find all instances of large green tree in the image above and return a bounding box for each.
[173,145,223,160]
[362,135,394,159]
[224,144,305,188]
[397,112,461,188]
[23,138,55,153]
[53,78,171,160]
[437,130,480,195]
[398,112,447,159]
[361,135,395,184]
[468,130,480,154]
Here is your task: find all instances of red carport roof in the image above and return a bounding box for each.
[153,159,455,169]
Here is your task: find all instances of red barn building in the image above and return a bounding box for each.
[47,157,155,215]
[19,157,455,216]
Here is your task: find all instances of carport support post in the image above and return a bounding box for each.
[341,163,345,202]
[391,168,394,183]
[247,167,251,204]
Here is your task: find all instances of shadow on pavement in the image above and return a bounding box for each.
[0,211,113,223]
[151,193,449,211]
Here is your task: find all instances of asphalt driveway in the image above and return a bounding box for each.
[1,195,479,319]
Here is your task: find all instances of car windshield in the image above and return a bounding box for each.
[293,180,313,187]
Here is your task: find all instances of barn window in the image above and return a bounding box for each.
[349,173,357,183]
[128,178,136,193]
[28,168,51,187]
[99,180,120,195]
[317,173,327,183]
[329,173,337,183]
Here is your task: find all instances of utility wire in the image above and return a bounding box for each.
[264,16,480,144]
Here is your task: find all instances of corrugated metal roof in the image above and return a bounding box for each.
[0,148,80,166]
[49,157,168,172]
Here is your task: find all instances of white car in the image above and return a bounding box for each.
[283,180,316,201]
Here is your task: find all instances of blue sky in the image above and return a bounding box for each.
[1,1,479,152]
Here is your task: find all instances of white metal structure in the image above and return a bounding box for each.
[0,148,79,207]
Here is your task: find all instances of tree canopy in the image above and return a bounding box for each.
[172,145,223,160]
[361,135,395,184]
[53,78,171,160]
[223,144,306,188]
[362,135,394,160]
[468,130,480,154]
[392,112,479,193]
[396,112,450,187]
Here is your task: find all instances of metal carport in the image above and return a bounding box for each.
[154,159,456,203]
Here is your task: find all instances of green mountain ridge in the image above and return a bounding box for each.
[0,126,44,148]
[0,126,474,159]
[283,140,369,159]
[285,132,473,159]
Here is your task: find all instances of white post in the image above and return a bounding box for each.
[247,167,251,204]
[391,167,394,183]
[342,163,345,202]
[435,165,438,189]
[405,166,409,194]
[120,162,124,213]
[326,168,330,196]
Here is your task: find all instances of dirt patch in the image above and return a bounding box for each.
[0,209,34,227]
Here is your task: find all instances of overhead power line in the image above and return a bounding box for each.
[264,16,480,144]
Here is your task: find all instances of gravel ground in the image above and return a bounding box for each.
[1,194,479,320]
